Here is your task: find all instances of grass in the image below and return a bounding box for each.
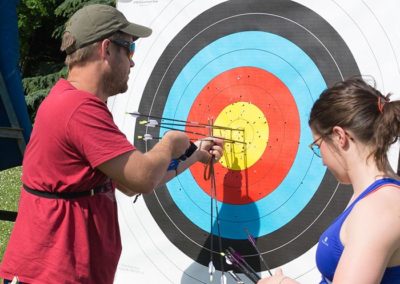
[0,166,22,266]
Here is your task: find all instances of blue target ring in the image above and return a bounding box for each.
[135,0,358,270]
[161,31,327,239]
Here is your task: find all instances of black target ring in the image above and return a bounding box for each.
[134,0,358,271]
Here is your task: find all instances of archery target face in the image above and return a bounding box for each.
[111,0,400,283]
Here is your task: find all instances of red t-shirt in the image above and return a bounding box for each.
[0,79,135,283]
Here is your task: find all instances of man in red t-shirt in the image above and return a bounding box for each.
[0,4,223,283]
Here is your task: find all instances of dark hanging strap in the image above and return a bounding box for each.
[0,210,17,222]
[23,180,112,199]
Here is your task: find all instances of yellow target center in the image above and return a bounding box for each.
[214,102,268,170]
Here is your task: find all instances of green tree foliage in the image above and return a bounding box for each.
[18,0,64,76]
[18,0,116,121]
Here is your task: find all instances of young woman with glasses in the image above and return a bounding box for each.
[258,77,400,284]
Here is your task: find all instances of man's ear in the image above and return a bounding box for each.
[100,39,111,59]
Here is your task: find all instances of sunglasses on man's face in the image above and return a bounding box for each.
[110,39,135,59]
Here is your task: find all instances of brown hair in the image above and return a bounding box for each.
[309,77,400,171]
[61,31,100,69]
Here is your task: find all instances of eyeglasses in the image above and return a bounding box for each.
[309,136,324,157]
[110,39,135,59]
[309,129,354,158]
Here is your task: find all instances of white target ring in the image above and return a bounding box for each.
[110,1,400,283]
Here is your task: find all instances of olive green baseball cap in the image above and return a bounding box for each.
[63,4,152,54]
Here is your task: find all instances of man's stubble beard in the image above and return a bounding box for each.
[102,67,129,97]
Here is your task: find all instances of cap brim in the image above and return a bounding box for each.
[121,22,152,38]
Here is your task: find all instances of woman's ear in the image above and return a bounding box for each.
[332,126,349,148]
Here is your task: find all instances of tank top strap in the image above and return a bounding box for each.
[328,178,400,229]
[349,178,400,209]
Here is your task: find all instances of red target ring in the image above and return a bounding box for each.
[135,0,358,270]
[187,67,300,204]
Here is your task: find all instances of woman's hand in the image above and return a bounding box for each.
[257,268,298,284]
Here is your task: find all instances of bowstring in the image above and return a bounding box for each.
[204,117,225,282]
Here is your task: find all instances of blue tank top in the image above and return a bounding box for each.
[316,178,400,284]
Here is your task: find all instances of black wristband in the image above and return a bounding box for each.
[178,142,198,161]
